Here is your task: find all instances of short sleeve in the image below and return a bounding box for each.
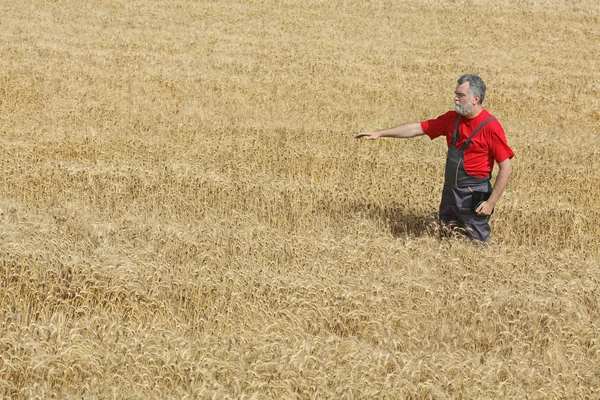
[489,125,515,163]
[421,111,455,141]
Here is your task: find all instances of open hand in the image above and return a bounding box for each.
[355,131,381,140]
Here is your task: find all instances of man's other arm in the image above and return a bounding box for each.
[476,158,512,216]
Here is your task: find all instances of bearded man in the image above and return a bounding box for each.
[355,74,514,243]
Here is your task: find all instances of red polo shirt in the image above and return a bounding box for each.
[420,110,514,178]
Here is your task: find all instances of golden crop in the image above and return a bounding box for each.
[1,0,599,398]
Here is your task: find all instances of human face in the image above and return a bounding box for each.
[454,82,476,116]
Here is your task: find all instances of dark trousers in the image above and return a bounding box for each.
[439,185,492,243]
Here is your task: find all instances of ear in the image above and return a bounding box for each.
[472,95,480,105]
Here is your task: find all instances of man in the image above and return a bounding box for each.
[355,74,514,243]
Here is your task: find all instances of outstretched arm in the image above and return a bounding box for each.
[355,122,425,140]
[476,158,512,216]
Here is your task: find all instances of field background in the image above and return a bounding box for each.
[1,0,599,398]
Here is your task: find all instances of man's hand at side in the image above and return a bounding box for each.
[475,201,494,216]
[476,158,512,216]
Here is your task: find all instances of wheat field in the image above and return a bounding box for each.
[1,0,599,398]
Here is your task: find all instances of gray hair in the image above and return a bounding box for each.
[457,74,486,105]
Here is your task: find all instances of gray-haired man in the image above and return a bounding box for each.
[355,74,514,243]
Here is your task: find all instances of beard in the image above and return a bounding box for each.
[455,100,473,116]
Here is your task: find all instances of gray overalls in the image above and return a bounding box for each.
[439,116,496,242]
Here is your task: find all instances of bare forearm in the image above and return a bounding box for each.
[488,160,512,207]
[377,123,424,138]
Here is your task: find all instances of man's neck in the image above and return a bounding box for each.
[465,106,484,119]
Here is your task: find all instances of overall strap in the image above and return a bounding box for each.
[459,117,497,151]
[450,115,462,146]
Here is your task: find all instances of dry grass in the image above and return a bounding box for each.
[1,0,599,398]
